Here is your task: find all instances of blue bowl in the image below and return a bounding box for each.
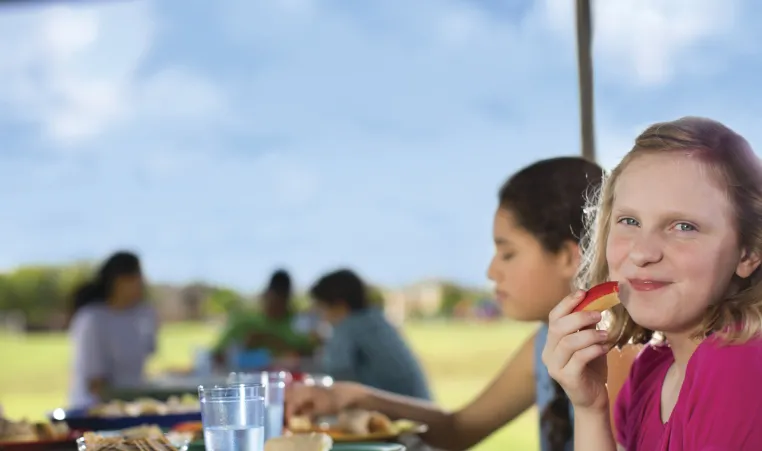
[230,349,272,370]
[51,407,201,431]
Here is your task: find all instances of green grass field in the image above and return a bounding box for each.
[0,321,540,450]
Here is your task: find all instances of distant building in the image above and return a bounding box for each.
[382,279,445,325]
[151,283,210,322]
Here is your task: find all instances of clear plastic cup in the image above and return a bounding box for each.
[198,383,265,451]
[262,372,286,440]
[227,372,287,441]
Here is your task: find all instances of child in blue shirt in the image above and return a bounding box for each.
[310,269,431,400]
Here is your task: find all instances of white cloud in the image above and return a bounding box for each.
[0,1,229,147]
[542,0,742,86]
[0,3,153,143]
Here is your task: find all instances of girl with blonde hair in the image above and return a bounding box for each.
[543,117,762,450]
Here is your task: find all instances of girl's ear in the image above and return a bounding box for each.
[557,240,581,279]
[736,248,762,279]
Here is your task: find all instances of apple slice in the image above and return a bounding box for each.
[572,281,620,313]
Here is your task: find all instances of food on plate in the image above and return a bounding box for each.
[80,425,177,450]
[337,409,394,435]
[117,425,166,439]
[171,421,201,432]
[171,421,203,441]
[572,281,620,313]
[80,434,176,450]
[87,395,199,417]
[288,409,408,437]
[0,417,70,443]
[265,432,333,451]
[286,415,312,432]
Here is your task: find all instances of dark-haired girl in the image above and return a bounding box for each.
[68,251,157,407]
[286,157,638,450]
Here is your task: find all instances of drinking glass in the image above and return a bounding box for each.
[262,372,286,440]
[198,383,265,451]
[227,372,287,441]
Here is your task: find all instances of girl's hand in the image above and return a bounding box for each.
[285,381,365,419]
[542,290,610,411]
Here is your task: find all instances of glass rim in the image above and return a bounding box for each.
[198,382,265,401]
[227,370,289,377]
[227,371,290,384]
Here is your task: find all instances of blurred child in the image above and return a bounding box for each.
[310,269,431,400]
[69,251,157,407]
[212,270,315,363]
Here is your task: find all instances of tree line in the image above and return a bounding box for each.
[0,262,492,331]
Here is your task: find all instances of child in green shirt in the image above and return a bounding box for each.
[212,270,316,362]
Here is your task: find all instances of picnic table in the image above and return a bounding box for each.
[104,354,328,401]
[103,374,230,401]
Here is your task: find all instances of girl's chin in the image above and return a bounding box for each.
[627,309,670,332]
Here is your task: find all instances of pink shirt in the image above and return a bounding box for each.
[615,336,762,450]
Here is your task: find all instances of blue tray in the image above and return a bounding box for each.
[51,408,201,432]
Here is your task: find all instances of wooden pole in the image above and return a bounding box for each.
[575,0,596,161]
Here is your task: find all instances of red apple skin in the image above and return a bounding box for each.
[572,281,620,313]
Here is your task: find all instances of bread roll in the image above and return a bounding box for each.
[336,409,372,435]
[265,432,333,451]
[367,411,395,434]
[287,415,312,432]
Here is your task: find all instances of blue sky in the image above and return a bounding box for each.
[0,0,760,292]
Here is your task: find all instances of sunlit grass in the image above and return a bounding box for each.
[0,320,540,451]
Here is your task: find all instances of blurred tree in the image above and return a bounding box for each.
[290,293,311,312]
[0,274,15,311]
[439,282,466,317]
[0,262,250,329]
[204,287,245,317]
[367,284,385,308]
[6,266,62,327]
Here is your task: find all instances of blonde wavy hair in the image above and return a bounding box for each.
[576,116,762,347]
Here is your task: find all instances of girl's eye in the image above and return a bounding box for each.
[502,253,514,261]
[617,217,639,227]
[674,223,696,232]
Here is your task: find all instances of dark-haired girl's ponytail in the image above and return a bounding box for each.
[540,380,573,451]
[66,281,106,327]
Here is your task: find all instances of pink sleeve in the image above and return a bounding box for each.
[683,341,762,450]
[613,375,632,445]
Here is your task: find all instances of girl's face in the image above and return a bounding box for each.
[113,272,145,307]
[315,301,348,326]
[487,208,580,322]
[263,290,289,319]
[607,153,760,334]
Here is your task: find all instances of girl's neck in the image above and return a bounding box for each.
[107,295,133,310]
[664,331,703,369]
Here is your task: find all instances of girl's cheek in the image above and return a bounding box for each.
[606,234,631,270]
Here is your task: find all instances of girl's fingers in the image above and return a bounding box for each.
[563,344,609,379]
[546,328,608,372]
[545,291,595,353]
[544,310,602,358]
[553,310,602,336]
